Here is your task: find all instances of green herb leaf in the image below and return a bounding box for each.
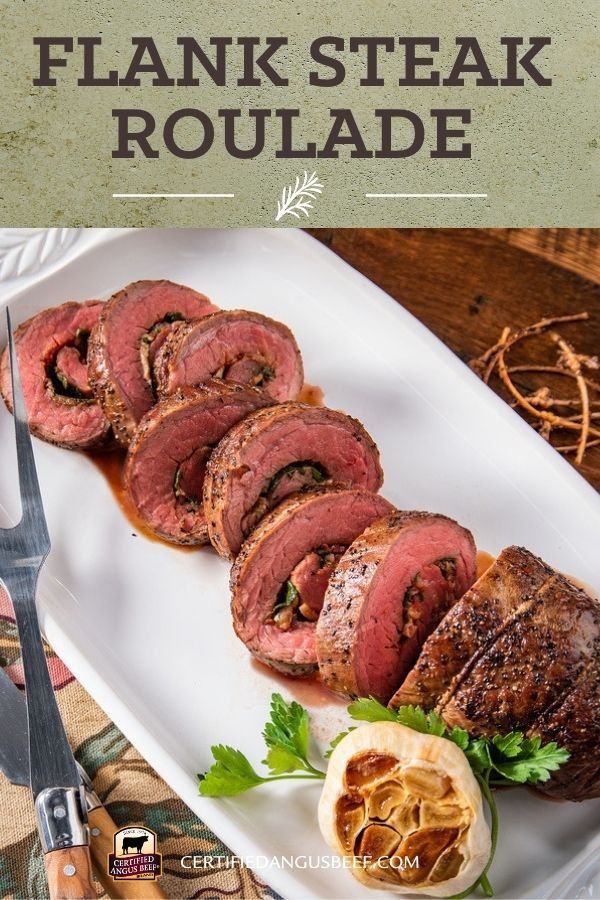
[325,727,356,758]
[264,745,307,775]
[395,705,447,737]
[261,693,325,777]
[492,742,570,784]
[491,732,524,758]
[198,695,326,796]
[199,745,265,796]
[264,693,309,758]
[347,696,398,723]
[265,462,328,497]
[447,726,470,751]
[273,581,299,614]
[259,364,275,384]
[395,704,430,732]
[423,710,447,737]
[463,738,493,774]
[346,698,570,794]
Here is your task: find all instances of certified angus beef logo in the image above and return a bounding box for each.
[108,826,162,881]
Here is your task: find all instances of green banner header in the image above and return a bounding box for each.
[1,0,597,227]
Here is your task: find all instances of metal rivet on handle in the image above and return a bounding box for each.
[63,864,76,877]
[91,827,101,837]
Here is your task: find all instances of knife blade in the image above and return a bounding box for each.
[0,663,28,787]
[0,663,97,801]
[0,665,165,900]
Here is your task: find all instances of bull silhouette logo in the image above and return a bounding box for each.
[122,834,149,855]
[108,826,162,881]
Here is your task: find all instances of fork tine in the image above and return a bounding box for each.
[6,308,50,547]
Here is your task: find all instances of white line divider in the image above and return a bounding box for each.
[112,193,235,199]
[365,193,488,198]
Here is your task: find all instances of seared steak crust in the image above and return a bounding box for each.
[204,402,384,559]
[124,380,273,545]
[88,280,217,446]
[390,546,553,709]
[529,659,600,800]
[317,511,477,703]
[230,487,394,675]
[392,546,600,801]
[438,562,600,800]
[153,309,304,403]
[0,301,112,450]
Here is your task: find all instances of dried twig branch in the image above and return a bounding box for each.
[470,311,599,464]
[470,313,589,383]
[553,334,590,464]
[507,364,600,392]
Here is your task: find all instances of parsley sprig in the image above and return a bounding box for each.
[199,694,326,796]
[198,693,569,898]
[347,697,568,785]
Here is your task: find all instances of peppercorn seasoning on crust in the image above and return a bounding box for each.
[390,545,553,711]
[317,511,477,704]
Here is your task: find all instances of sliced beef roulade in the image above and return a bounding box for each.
[0,301,112,450]
[124,380,274,545]
[88,280,217,446]
[317,511,477,703]
[230,487,394,675]
[154,309,303,403]
[204,402,384,559]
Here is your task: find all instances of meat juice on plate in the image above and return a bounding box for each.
[85,451,199,553]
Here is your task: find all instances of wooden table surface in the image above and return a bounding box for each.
[309,228,600,491]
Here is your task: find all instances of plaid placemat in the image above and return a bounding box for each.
[0,589,278,900]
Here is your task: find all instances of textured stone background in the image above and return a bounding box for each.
[0,0,597,227]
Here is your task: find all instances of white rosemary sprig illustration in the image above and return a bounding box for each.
[275,171,324,222]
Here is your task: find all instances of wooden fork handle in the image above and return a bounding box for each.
[87,805,166,899]
[44,845,96,899]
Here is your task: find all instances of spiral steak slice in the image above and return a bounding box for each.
[88,280,217,446]
[230,487,394,675]
[124,380,274,545]
[0,301,112,450]
[204,402,384,559]
[317,511,477,703]
[154,309,303,403]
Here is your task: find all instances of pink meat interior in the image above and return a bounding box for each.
[354,520,477,701]
[167,318,300,401]
[289,547,346,616]
[54,345,93,396]
[128,398,256,540]
[236,492,392,667]
[0,302,108,446]
[225,416,382,552]
[104,283,216,423]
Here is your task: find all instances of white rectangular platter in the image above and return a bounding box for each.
[0,228,599,900]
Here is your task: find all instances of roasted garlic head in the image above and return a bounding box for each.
[318,722,491,896]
